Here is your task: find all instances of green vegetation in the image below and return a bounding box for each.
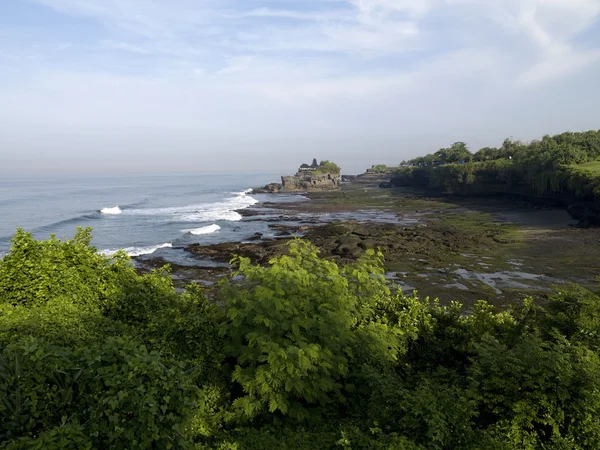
[3,228,600,448]
[392,130,600,204]
[369,164,392,173]
[402,141,473,167]
[403,131,600,169]
[315,160,341,175]
[576,160,600,174]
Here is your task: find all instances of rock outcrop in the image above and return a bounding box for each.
[253,159,341,193]
[251,183,282,194]
[281,172,340,192]
[355,170,394,184]
[343,169,394,185]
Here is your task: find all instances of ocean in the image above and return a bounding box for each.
[0,173,303,263]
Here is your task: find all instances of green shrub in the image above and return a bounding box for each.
[2,423,93,450]
[0,338,81,444]
[2,228,600,448]
[79,336,195,449]
[0,336,196,449]
[221,241,358,421]
[315,160,341,175]
[0,228,120,308]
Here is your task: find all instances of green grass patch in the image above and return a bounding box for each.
[574,160,600,173]
[436,211,523,244]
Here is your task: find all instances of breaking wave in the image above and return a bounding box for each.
[115,189,258,222]
[184,224,221,235]
[100,206,122,215]
[101,242,172,257]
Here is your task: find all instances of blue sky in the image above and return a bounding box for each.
[1,0,599,174]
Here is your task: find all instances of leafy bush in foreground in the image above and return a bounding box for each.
[1,229,600,449]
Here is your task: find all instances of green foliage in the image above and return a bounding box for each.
[221,241,378,420]
[3,423,93,450]
[0,227,120,308]
[0,229,215,449]
[3,229,600,448]
[0,336,195,449]
[400,130,600,198]
[469,335,600,449]
[474,146,501,162]
[144,284,224,364]
[99,263,177,325]
[369,164,391,173]
[394,133,600,201]
[0,338,82,444]
[542,284,600,349]
[78,336,195,449]
[315,160,341,175]
[576,160,600,173]
[196,426,423,450]
[434,141,473,164]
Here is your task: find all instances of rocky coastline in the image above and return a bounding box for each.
[135,178,600,308]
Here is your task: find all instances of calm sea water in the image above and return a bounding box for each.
[0,173,300,261]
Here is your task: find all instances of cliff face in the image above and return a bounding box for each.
[281,172,341,192]
[389,166,600,227]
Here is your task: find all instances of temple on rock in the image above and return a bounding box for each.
[298,159,320,172]
[252,158,341,193]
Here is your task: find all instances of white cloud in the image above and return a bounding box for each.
[242,7,332,21]
[351,0,435,19]
[21,0,600,76]
[99,40,153,54]
[519,49,600,86]
[1,0,599,173]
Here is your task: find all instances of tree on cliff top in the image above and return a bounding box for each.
[370,164,391,173]
[434,142,473,164]
[316,160,341,174]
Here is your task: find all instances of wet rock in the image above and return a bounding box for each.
[252,183,282,194]
[358,239,376,250]
[237,208,269,217]
[337,235,361,246]
[334,244,363,258]
[309,222,357,237]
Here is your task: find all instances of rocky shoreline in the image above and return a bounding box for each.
[134,179,600,308]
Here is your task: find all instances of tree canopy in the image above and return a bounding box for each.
[315,160,341,175]
[403,130,600,169]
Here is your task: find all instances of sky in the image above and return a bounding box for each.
[0,0,599,175]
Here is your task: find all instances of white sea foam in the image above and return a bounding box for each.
[101,242,172,257]
[100,206,122,215]
[184,224,221,235]
[117,189,258,222]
